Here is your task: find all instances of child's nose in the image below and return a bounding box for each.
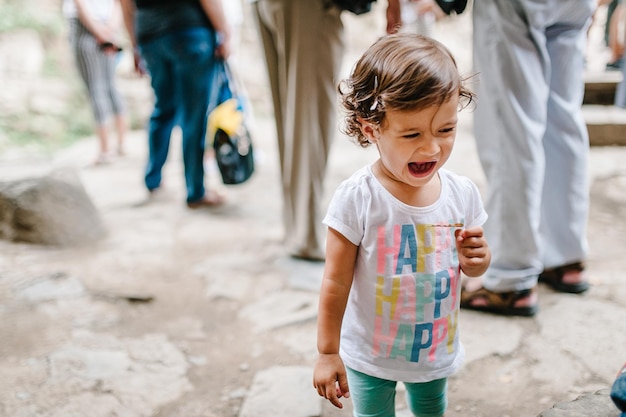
[418,136,440,155]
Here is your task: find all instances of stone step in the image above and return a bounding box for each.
[583,71,626,147]
[584,71,622,105]
[584,104,626,146]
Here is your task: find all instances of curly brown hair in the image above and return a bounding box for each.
[338,33,475,148]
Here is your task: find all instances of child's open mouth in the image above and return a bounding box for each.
[408,161,436,177]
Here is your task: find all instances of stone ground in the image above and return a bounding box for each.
[1,4,625,417]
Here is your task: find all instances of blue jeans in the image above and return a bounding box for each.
[346,367,448,417]
[139,27,218,203]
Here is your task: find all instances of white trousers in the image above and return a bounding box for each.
[473,0,595,291]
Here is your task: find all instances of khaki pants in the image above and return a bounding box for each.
[252,0,345,260]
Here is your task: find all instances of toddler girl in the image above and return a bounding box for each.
[313,33,491,417]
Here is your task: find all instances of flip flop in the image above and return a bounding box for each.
[538,262,589,294]
[460,284,538,317]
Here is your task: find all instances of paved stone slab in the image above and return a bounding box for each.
[238,366,321,417]
[239,290,318,332]
[16,272,86,302]
[538,389,620,417]
[0,332,192,417]
[275,257,325,292]
[460,311,525,363]
[535,297,626,381]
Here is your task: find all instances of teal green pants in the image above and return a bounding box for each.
[346,367,447,417]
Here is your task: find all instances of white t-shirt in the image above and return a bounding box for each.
[224,0,244,26]
[62,0,114,21]
[323,165,488,383]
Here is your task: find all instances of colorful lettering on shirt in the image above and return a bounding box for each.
[446,308,459,354]
[415,224,435,273]
[371,223,462,363]
[371,272,460,362]
[376,225,401,275]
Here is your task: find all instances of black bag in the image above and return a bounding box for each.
[213,119,254,185]
[331,0,377,15]
[434,0,467,15]
[207,61,255,185]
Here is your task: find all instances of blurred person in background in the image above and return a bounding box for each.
[120,0,231,208]
[461,0,594,316]
[249,0,402,262]
[63,0,128,165]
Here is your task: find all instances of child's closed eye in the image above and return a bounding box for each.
[403,132,421,139]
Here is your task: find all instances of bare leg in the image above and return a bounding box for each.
[114,113,127,156]
[94,123,111,165]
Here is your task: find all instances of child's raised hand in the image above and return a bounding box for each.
[313,353,350,409]
[455,226,491,277]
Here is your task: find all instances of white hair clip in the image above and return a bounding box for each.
[370,75,379,111]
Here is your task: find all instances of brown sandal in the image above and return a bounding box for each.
[460,284,538,317]
[538,262,589,294]
[186,190,226,209]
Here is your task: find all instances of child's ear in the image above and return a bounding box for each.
[358,118,379,143]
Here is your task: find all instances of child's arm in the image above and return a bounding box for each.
[455,226,491,277]
[313,228,358,409]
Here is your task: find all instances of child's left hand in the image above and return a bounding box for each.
[455,226,491,277]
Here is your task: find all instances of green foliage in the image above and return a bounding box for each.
[0,3,64,36]
[0,75,94,154]
[0,109,93,155]
[0,1,145,157]
[0,1,96,155]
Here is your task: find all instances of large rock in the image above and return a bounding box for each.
[538,389,620,417]
[0,169,105,246]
